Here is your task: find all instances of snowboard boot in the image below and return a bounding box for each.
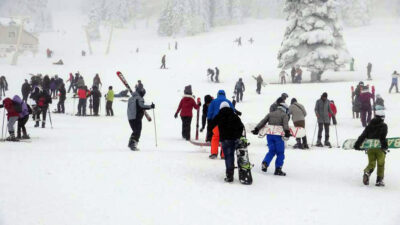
[224,170,234,183]
[34,121,40,128]
[363,170,373,185]
[6,132,18,142]
[324,140,332,148]
[376,176,385,187]
[274,167,286,176]
[261,162,268,172]
[42,122,46,128]
[209,154,217,159]
[294,138,303,149]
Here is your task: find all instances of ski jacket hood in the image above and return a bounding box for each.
[217,90,225,96]
[354,117,388,149]
[207,93,234,120]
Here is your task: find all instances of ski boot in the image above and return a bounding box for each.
[34,121,40,128]
[261,162,268,172]
[293,138,303,149]
[209,154,217,159]
[324,141,332,148]
[376,177,385,187]
[316,139,323,147]
[42,122,46,128]
[303,143,310,149]
[6,132,19,142]
[224,170,234,183]
[363,170,372,185]
[16,133,22,140]
[274,167,286,176]
[128,138,139,151]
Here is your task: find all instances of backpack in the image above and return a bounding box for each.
[13,101,22,113]
[38,96,46,107]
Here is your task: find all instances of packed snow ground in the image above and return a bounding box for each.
[1,12,400,225]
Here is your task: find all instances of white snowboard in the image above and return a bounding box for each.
[258,125,306,138]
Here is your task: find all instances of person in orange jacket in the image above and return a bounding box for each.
[76,86,90,116]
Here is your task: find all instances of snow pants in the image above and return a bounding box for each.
[281,77,286,84]
[57,97,65,113]
[17,116,29,137]
[181,116,192,140]
[7,116,18,133]
[318,123,330,142]
[236,90,243,102]
[211,126,224,157]
[221,140,238,174]
[93,99,100,115]
[389,82,398,93]
[129,118,142,142]
[256,83,261,94]
[360,108,372,127]
[365,148,386,178]
[264,135,285,168]
[106,101,113,116]
[35,106,48,122]
[77,99,87,116]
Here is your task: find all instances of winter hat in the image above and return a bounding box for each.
[359,81,364,86]
[322,92,328,98]
[220,101,230,110]
[375,110,385,118]
[184,85,192,95]
[204,95,213,104]
[281,93,289,100]
[291,98,297,104]
[217,90,226,96]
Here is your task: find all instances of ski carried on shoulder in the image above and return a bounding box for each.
[342,137,400,150]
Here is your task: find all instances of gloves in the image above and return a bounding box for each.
[174,113,178,118]
[198,102,202,107]
[200,128,204,132]
[251,128,259,135]
[354,145,362,151]
[151,103,155,109]
[284,130,291,138]
[332,117,337,125]
[236,111,242,116]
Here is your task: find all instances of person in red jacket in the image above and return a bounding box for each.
[76,86,90,116]
[329,100,337,124]
[174,85,201,141]
[0,98,20,141]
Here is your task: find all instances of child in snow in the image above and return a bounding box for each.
[209,102,244,182]
[354,110,387,187]
[251,103,291,176]
[0,97,21,141]
[174,85,201,141]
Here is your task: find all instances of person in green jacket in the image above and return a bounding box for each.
[105,86,114,116]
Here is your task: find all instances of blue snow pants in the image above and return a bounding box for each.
[263,135,285,168]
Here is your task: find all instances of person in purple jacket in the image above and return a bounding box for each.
[359,86,374,127]
[13,95,30,139]
[50,78,57,99]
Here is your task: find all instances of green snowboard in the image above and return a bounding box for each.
[342,137,400,150]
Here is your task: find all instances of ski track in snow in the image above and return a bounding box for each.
[0,12,400,225]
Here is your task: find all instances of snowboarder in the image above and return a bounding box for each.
[279,70,287,84]
[13,95,30,139]
[255,74,263,94]
[76,86,90,116]
[234,78,245,103]
[389,71,399,93]
[200,95,213,142]
[127,88,155,151]
[288,98,308,149]
[291,67,296,83]
[160,55,166,69]
[0,97,21,141]
[354,110,387,187]
[90,86,101,116]
[174,85,201,141]
[57,83,66,113]
[251,103,291,176]
[314,92,337,147]
[105,86,114,116]
[33,89,52,128]
[215,67,220,83]
[270,93,289,113]
[21,79,31,102]
[93,74,102,89]
[207,68,215,82]
[367,62,372,80]
[359,86,374,127]
[207,90,236,159]
[350,58,355,71]
[67,73,75,93]
[209,102,244,183]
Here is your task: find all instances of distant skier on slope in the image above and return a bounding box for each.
[160,55,166,69]
[234,78,245,103]
[359,86,374,127]
[90,86,101,116]
[57,83,66,114]
[288,98,309,149]
[207,68,215,82]
[21,79,31,102]
[389,71,399,93]
[127,88,155,151]
[314,92,337,147]
[105,86,114,116]
[215,67,220,83]
[354,110,387,187]
[367,62,372,80]
[255,74,263,94]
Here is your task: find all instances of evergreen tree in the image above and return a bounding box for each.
[277,0,351,82]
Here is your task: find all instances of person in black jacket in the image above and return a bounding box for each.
[200,95,213,142]
[34,89,52,128]
[354,110,388,187]
[90,85,102,116]
[57,83,66,113]
[21,79,31,102]
[209,102,244,183]
[42,75,50,92]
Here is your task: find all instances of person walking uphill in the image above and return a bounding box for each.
[234,78,245,103]
[105,86,114,116]
[359,86,374,127]
[354,110,387,187]
[288,98,309,149]
[0,97,20,141]
[174,85,200,141]
[315,92,337,147]
[127,88,155,151]
[209,102,244,183]
[251,103,291,176]
[207,90,237,159]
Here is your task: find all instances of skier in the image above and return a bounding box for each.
[290,67,296,83]
[350,58,355,71]
[57,83,66,113]
[76,75,85,89]
[234,78,245,103]
[255,74,263,94]
[0,76,8,99]
[279,70,287,84]
[200,95,213,142]
[105,86,114,116]
[93,74,102,89]
[207,90,236,159]
[359,86,374,127]
[21,79,31,102]
[207,68,215,82]
[175,41,178,50]
[66,73,74,93]
[34,89,52,128]
[73,73,80,92]
[127,88,155,150]
[248,38,254,44]
[90,86,101,116]
[160,55,166,69]
[389,71,399,93]
[215,67,220,83]
[50,77,57,98]
[0,97,21,141]
[174,85,201,141]
[209,102,244,182]
[288,98,309,149]
[314,92,337,147]
[251,102,291,176]
[354,110,387,187]
[367,62,372,80]
[13,95,30,139]
[76,86,90,116]
[46,48,53,58]
[270,93,289,112]
[295,66,303,83]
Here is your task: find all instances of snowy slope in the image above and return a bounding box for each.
[0,12,399,225]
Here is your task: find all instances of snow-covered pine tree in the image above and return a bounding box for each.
[277,0,351,82]
[341,0,371,27]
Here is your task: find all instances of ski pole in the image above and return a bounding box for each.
[335,125,339,148]
[1,108,5,140]
[152,108,158,147]
[311,122,317,147]
[48,108,53,129]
